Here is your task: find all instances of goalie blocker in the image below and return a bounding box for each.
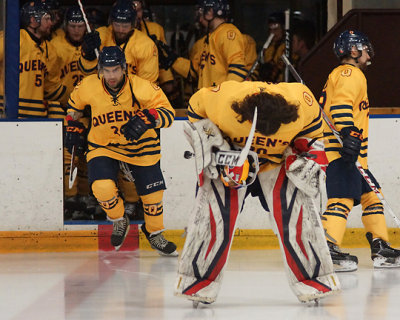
[175,119,340,304]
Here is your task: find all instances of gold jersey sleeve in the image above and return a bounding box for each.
[188,80,323,172]
[67,74,174,166]
[243,34,257,71]
[79,26,159,83]
[51,34,84,98]
[262,41,285,83]
[319,64,369,168]
[0,30,66,118]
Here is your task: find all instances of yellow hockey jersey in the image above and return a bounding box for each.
[173,23,247,89]
[188,80,323,172]
[138,20,174,84]
[262,40,285,83]
[319,64,369,168]
[0,29,66,118]
[79,26,159,83]
[67,73,175,166]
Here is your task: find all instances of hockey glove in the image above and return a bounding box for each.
[157,41,178,70]
[81,31,101,61]
[340,126,363,163]
[121,109,158,142]
[65,116,86,155]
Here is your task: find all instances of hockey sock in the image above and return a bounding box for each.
[361,191,388,242]
[141,190,164,234]
[92,179,124,220]
[322,198,353,246]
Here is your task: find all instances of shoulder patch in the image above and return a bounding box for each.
[151,82,160,90]
[303,91,313,106]
[341,68,352,77]
[227,30,236,40]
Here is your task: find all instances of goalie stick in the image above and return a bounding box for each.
[77,0,99,59]
[281,54,400,228]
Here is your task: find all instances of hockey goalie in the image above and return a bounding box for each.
[174,80,341,305]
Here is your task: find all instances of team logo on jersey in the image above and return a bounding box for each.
[227,30,236,40]
[341,68,352,77]
[303,92,313,106]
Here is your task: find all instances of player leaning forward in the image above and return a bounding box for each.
[175,80,340,304]
[65,46,177,255]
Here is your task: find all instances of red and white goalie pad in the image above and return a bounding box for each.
[259,165,340,303]
[284,137,328,198]
[174,174,248,304]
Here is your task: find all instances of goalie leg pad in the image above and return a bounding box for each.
[174,175,247,303]
[258,166,340,303]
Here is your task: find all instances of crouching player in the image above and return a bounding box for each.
[174,80,340,305]
[65,46,177,255]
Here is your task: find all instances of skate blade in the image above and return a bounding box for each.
[153,247,179,257]
[114,224,130,251]
[174,291,215,305]
[373,257,400,269]
[333,260,357,273]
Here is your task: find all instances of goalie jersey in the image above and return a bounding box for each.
[79,26,159,83]
[173,23,247,89]
[319,64,369,168]
[0,29,66,118]
[67,74,175,166]
[188,80,323,172]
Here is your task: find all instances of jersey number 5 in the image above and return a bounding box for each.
[35,74,42,87]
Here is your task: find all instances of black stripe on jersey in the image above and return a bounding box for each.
[323,132,335,137]
[18,112,46,118]
[303,110,322,128]
[359,153,368,158]
[334,121,354,126]
[267,154,283,159]
[19,98,43,104]
[158,111,165,128]
[331,113,353,119]
[48,110,66,116]
[107,136,160,147]
[188,105,204,120]
[361,145,368,150]
[228,64,248,72]
[158,107,174,125]
[228,70,247,79]
[87,147,160,158]
[189,62,198,78]
[66,103,82,112]
[123,143,160,153]
[297,120,322,137]
[328,139,339,144]
[18,105,46,112]
[362,137,368,142]
[78,58,97,74]
[330,105,352,111]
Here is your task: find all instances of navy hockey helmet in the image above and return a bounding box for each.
[20,0,49,28]
[98,46,127,71]
[41,0,60,11]
[268,11,285,26]
[110,1,137,25]
[334,30,374,60]
[64,6,85,24]
[198,0,230,17]
[86,8,107,28]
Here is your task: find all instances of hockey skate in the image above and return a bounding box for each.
[328,241,358,272]
[366,232,400,268]
[111,214,130,251]
[141,224,178,257]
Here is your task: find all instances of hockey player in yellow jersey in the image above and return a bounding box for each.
[66,46,177,255]
[175,80,340,305]
[158,0,247,90]
[78,1,158,83]
[320,30,400,271]
[0,1,66,118]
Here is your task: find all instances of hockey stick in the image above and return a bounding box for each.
[284,9,290,82]
[245,34,274,81]
[281,54,400,227]
[77,0,99,59]
[68,145,78,189]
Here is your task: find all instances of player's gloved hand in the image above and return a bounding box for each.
[157,41,178,70]
[340,126,363,163]
[220,159,250,189]
[81,31,101,61]
[121,109,158,142]
[65,116,86,155]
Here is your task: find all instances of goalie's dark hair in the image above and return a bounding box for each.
[231,92,299,136]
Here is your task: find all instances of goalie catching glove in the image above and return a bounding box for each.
[121,109,158,141]
[340,126,363,163]
[285,137,328,197]
[65,115,86,155]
